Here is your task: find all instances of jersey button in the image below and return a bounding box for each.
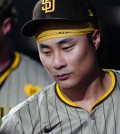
[90,114,96,120]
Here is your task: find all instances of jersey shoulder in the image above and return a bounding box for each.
[20,52,43,68]
[111,69,120,86]
[18,52,53,84]
[7,83,55,115]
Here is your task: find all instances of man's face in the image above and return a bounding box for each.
[38,33,99,90]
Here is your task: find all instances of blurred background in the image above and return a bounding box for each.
[10,0,120,69]
[10,0,39,61]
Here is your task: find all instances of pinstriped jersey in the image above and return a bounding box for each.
[0,52,53,121]
[0,69,120,134]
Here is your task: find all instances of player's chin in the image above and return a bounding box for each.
[56,79,74,89]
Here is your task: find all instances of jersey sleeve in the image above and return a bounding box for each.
[0,114,23,134]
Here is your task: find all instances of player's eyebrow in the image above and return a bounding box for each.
[38,37,74,49]
[39,43,49,49]
[57,37,74,45]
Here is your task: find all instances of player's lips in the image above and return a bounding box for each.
[56,73,71,81]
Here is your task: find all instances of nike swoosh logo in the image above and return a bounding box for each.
[44,121,62,133]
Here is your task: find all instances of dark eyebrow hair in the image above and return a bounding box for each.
[57,37,74,45]
[39,37,74,49]
[39,44,49,49]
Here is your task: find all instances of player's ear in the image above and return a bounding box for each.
[2,18,12,35]
[92,29,100,50]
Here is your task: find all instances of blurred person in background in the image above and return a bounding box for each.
[0,0,53,123]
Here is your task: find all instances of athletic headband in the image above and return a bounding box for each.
[36,22,95,43]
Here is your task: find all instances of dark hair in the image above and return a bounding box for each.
[0,0,18,24]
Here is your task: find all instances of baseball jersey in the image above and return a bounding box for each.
[0,51,53,123]
[0,69,120,134]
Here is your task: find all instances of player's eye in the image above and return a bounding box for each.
[62,45,74,52]
[42,50,52,56]
[39,47,51,56]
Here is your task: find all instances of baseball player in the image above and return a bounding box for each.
[0,0,53,123]
[1,0,120,133]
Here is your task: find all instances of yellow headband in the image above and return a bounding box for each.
[36,23,95,43]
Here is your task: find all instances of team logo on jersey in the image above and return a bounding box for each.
[42,0,55,13]
[24,84,41,97]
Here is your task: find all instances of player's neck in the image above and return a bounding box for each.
[60,70,112,112]
[0,48,11,73]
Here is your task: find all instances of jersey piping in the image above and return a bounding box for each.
[56,69,116,112]
[0,52,20,86]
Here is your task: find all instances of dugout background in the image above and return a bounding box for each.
[10,0,120,69]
